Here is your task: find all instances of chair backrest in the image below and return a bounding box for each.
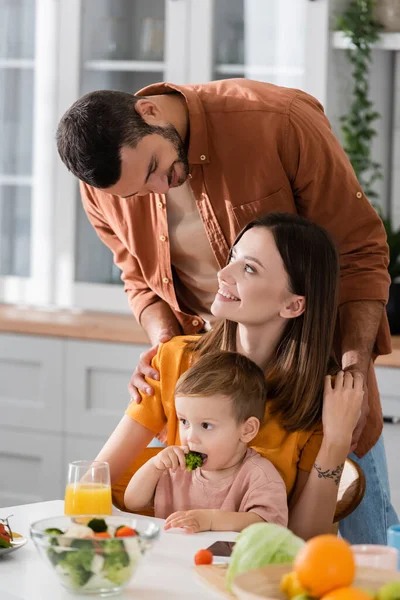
[333,458,366,523]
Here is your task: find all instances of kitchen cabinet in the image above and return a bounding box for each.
[0,331,149,506]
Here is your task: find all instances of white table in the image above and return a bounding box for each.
[0,501,237,600]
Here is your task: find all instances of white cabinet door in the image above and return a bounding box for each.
[65,339,149,436]
[63,435,108,486]
[0,428,63,507]
[0,333,64,431]
[375,366,400,418]
[187,0,329,100]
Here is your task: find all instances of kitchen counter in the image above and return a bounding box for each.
[0,304,149,344]
[0,304,399,366]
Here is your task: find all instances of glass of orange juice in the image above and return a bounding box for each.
[64,460,112,516]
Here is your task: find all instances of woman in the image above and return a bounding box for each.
[95,213,363,540]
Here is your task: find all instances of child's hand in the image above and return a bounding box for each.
[152,445,188,472]
[164,509,213,534]
[322,370,364,449]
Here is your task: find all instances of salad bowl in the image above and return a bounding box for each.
[30,514,159,596]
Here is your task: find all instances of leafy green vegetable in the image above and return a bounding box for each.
[70,539,94,550]
[0,537,11,548]
[57,547,95,588]
[44,527,63,535]
[101,539,131,585]
[87,518,107,533]
[105,564,134,585]
[226,523,304,590]
[185,451,204,471]
[101,538,125,553]
[47,547,67,565]
[68,564,92,588]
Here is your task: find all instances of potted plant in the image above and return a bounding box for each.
[336,0,400,332]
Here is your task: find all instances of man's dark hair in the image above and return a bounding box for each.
[56,90,164,188]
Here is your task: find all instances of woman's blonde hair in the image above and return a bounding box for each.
[186,212,339,432]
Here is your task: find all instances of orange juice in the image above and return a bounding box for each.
[64,483,112,515]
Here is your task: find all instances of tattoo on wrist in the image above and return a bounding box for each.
[313,462,344,485]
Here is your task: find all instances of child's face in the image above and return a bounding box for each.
[175,394,253,471]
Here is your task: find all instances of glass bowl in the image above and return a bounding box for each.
[30,515,159,596]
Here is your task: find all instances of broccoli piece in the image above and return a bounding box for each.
[44,527,64,535]
[58,548,95,588]
[103,549,130,569]
[68,564,92,588]
[102,546,131,585]
[70,538,94,551]
[47,547,67,565]
[101,538,125,553]
[185,451,204,471]
[104,564,134,586]
[87,518,107,533]
[66,548,95,572]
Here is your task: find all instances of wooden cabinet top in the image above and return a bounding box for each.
[0,304,149,345]
[1,304,399,365]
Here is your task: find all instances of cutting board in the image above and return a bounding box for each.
[194,564,232,598]
[194,563,400,600]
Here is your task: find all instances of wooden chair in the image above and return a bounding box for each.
[333,458,366,524]
[112,450,366,525]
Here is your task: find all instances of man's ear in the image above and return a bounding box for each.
[240,417,260,444]
[280,295,305,319]
[134,99,162,124]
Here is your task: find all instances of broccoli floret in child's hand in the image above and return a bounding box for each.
[185,451,204,471]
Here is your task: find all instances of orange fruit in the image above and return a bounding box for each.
[294,534,355,597]
[322,587,374,600]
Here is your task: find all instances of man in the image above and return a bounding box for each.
[56,78,397,542]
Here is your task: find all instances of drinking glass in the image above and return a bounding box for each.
[351,544,399,570]
[64,460,112,516]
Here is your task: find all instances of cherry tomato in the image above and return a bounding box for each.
[194,549,213,566]
[115,526,138,538]
[93,531,111,539]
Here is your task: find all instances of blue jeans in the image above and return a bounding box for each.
[339,435,399,544]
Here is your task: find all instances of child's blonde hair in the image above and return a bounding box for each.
[175,351,268,423]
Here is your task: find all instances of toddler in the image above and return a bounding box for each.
[124,350,288,532]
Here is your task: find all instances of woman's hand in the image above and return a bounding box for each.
[322,370,364,450]
[152,445,188,472]
[164,509,212,533]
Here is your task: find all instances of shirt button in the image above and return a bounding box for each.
[159,235,167,242]
[192,318,199,326]
[157,201,163,209]
[162,277,169,284]
[356,191,363,198]
[200,154,206,161]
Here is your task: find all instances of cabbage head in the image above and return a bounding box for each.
[226,523,304,590]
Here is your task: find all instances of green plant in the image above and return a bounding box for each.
[336,1,400,282]
[336,0,383,201]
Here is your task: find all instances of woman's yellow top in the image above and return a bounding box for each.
[123,336,323,499]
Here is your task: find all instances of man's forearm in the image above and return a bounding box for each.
[339,300,384,373]
[139,299,182,345]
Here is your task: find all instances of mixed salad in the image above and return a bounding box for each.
[0,516,13,548]
[44,518,142,590]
